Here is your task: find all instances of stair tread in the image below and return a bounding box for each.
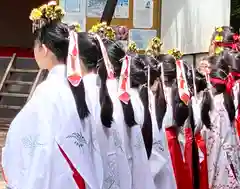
[5,80,33,85]
[0,92,28,97]
[0,118,12,123]
[10,68,39,73]
[0,104,22,110]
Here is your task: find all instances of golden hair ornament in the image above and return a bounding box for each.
[29,1,65,33]
[167,48,183,60]
[89,22,115,40]
[145,37,162,57]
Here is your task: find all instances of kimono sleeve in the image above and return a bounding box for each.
[2,83,64,189]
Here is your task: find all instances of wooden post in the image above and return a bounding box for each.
[100,0,118,25]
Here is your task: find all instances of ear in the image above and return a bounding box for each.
[42,44,48,57]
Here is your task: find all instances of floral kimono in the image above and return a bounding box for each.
[127,88,155,189]
[148,90,177,189]
[2,65,102,189]
[233,81,240,138]
[201,93,240,188]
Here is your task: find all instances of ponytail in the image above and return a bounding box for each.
[154,77,166,130]
[201,90,212,129]
[69,80,90,120]
[98,61,114,128]
[121,101,137,127]
[188,100,200,189]
[139,85,153,158]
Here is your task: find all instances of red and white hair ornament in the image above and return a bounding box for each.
[48,1,57,5]
[67,30,82,87]
[176,60,190,105]
[94,34,115,79]
[118,55,131,104]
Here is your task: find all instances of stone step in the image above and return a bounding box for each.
[5,80,33,85]
[0,92,28,98]
[10,68,39,73]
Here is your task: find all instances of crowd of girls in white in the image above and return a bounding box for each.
[2,2,240,189]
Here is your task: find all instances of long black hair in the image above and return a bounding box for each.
[34,22,92,121]
[104,39,136,127]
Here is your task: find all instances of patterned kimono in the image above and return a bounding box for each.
[201,93,240,188]
[2,65,102,189]
[149,90,177,189]
[233,82,240,138]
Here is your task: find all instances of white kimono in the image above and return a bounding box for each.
[106,79,132,189]
[127,88,155,189]
[84,74,131,189]
[149,90,177,189]
[2,65,102,189]
[201,93,240,188]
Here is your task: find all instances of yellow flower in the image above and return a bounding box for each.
[128,41,138,53]
[167,48,183,59]
[215,35,223,42]
[38,4,46,11]
[29,8,42,21]
[215,46,223,54]
[216,27,223,33]
[90,22,115,39]
[73,23,81,32]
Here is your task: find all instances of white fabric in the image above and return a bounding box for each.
[201,93,240,188]
[161,0,230,53]
[148,90,177,189]
[2,65,102,189]
[162,86,174,128]
[191,95,203,134]
[233,82,239,115]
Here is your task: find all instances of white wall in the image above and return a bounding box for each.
[160,0,230,54]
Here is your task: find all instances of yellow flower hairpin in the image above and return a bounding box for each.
[214,35,223,42]
[29,1,65,22]
[216,27,223,33]
[29,8,43,21]
[145,37,162,57]
[89,22,115,40]
[167,48,183,60]
[72,22,81,32]
[127,41,139,53]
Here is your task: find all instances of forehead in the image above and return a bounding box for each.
[200,60,209,65]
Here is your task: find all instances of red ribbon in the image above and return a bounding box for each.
[119,56,130,103]
[210,72,237,94]
[214,41,237,50]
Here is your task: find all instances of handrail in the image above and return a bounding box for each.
[27,69,43,101]
[0,53,17,92]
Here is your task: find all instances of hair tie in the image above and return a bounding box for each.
[118,55,131,104]
[176,60,190,105]
[67,30,82,86]
[94,34,115,79]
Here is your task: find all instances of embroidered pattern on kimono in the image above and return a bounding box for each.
[204,94,240,189]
